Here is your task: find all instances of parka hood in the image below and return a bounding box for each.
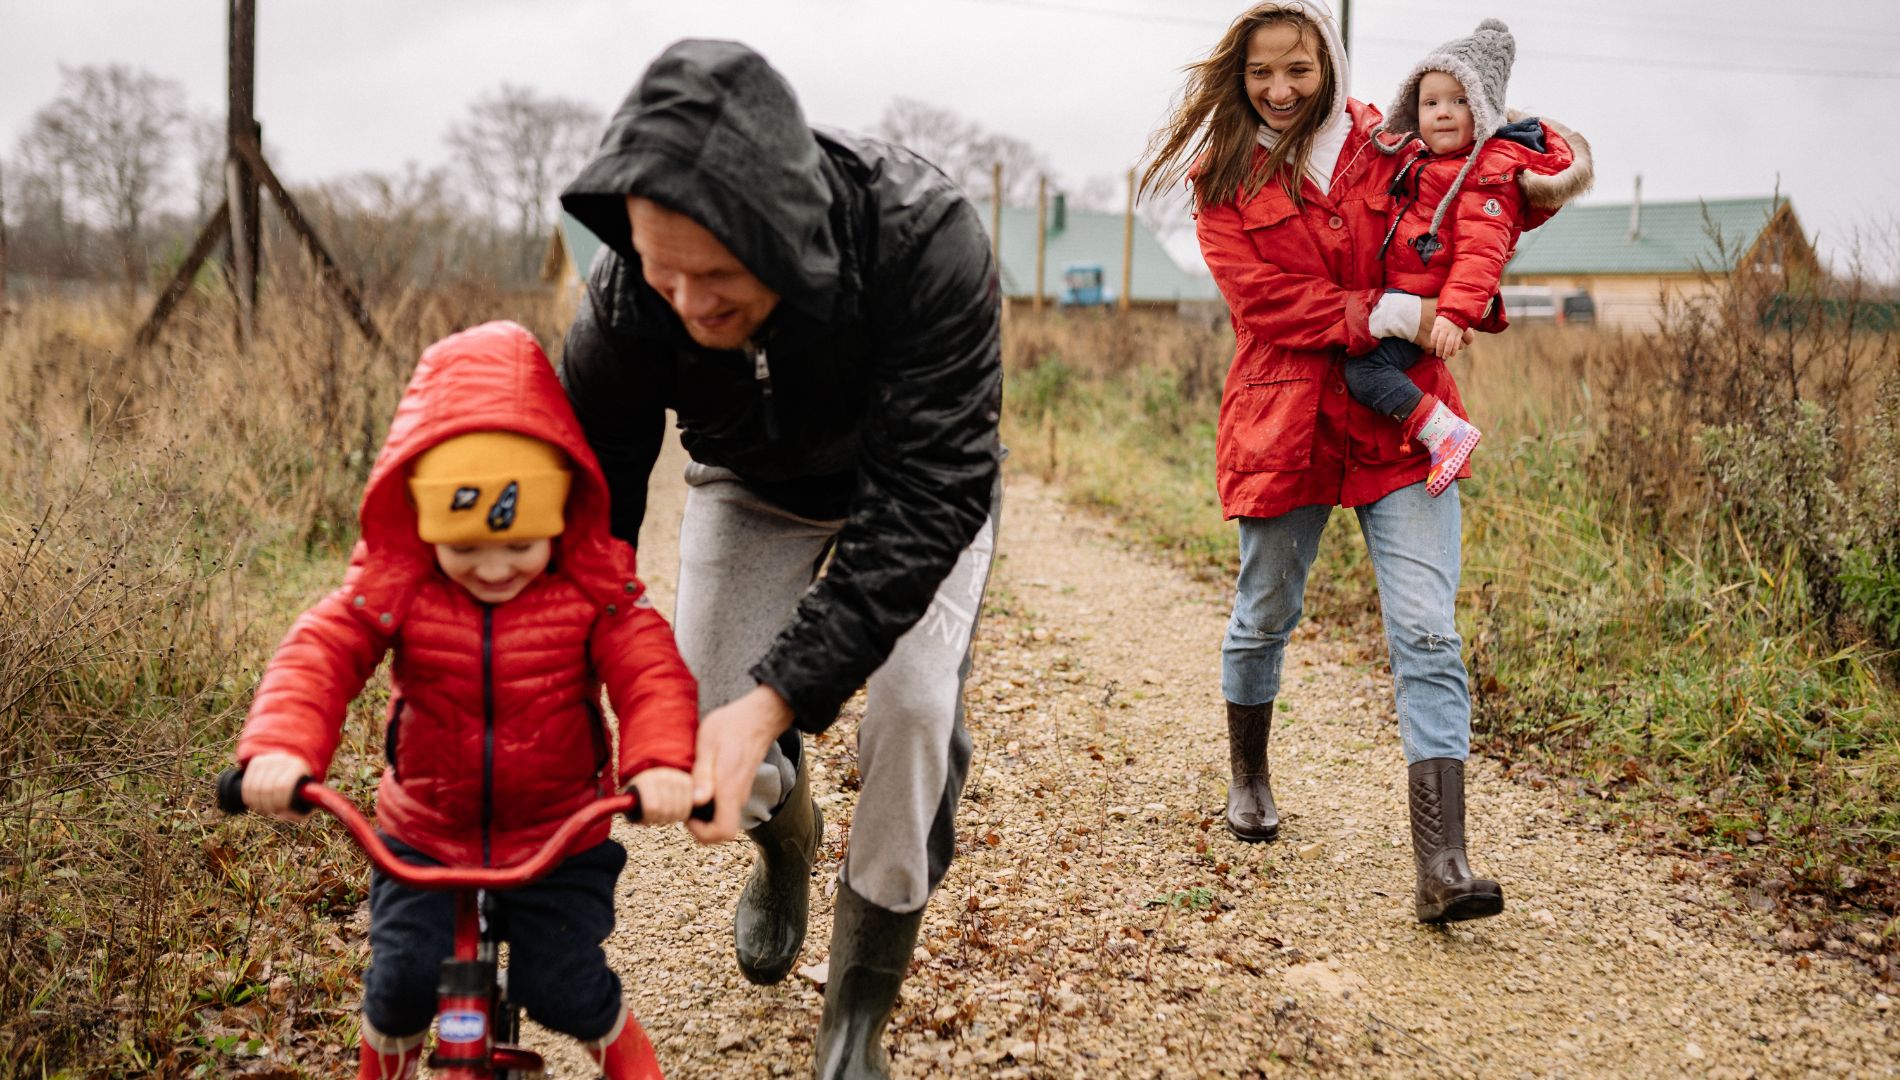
[355,320,636,618]
[560,39,842,323]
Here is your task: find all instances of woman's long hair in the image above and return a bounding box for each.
[1139,3,1338,211]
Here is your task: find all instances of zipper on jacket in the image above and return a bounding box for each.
[480,605,496,868]
[745,341,781,442]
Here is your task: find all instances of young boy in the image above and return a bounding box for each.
[1358,17,1593,496]
[235,320,697,1079]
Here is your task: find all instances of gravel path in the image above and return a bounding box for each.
[527,444,1896,1077]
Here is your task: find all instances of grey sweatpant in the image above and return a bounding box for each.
[673,462,1000,913]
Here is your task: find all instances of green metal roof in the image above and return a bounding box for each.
[974,199,1221,303]
[1507,196,1787,276]
[558,211,606,280]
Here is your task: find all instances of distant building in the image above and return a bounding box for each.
[543,212,605,299]
[546,199,1220,312]
[1503,193,1816,331]
[973,196,1221,311]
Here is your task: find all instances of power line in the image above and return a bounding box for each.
[946,0,1900,81]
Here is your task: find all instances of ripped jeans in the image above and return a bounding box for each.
[1221,480,1471,763]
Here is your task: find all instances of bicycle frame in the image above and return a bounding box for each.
[217,768,693,1078]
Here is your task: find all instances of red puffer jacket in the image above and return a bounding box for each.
[1382,118,1580,331]
[236,321,698,868]
[1198,99,1470,521]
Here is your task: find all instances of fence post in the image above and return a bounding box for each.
[1120,167,1135,313]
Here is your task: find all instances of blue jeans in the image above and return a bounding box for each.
[1221,481,1470,763]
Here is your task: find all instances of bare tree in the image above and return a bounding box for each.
[184,110,226,223]
[874,97,1051,206]
[13,110,80,262]
[446,84,602,280]
[36,64,186,291]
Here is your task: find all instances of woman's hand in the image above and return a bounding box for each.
[1430,316,1467,360]
[629,766,694,825]
[242,751,316,822]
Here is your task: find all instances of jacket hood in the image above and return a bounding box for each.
[560,39,841,323]
[1512,112,1594,210]
[1245,0,1351,141]
[356,321,636,616]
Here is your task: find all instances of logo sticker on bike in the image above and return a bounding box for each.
[439,1011,486,1043]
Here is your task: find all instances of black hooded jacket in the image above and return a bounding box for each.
[558,40,1003,734]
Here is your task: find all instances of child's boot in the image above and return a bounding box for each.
[357,1020,423,1080]
[582,1004,665,1080]
[1404,395,1482,497]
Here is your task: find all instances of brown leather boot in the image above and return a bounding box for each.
[1408,758,1504,923]
[1225,701,1279,842]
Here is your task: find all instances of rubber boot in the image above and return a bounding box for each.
[735,737,822,985]
[814,880,924,1080]
[1224,701,1280,842]
[1408,758,1504,923]
[581,1004,664,1080]
[357,1019,423,1080]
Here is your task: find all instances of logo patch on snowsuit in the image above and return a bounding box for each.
[1481,198,1503,218]
[487,481,519,532]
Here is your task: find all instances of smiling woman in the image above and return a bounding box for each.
[1139,0,1508,927]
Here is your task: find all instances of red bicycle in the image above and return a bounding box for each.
[216,766,709,1078]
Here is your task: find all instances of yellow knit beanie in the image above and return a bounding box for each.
[408,431,571,544]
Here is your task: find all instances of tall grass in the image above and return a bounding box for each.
[0,280,572,1075]
[1001,276,1900,954]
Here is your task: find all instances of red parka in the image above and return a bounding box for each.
[1198,99,1470,521]
[1381,119,1580,331]
[236,321,698,868]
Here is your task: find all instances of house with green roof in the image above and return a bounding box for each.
[1503,195,1815,330]
[973,196,1221,310]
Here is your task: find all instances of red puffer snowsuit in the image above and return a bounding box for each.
[236,320,698,868]
[1198,99,1470,521]
[1381,119,1579,331]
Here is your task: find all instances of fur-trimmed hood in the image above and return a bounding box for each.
[1514,111,1594,211]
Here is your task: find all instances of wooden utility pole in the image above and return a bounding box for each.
[1340,0,1351,57]
[226,0,260,343]
[135,0,390,357]
[1119,167,1135,314]
[1033,176,1047,315]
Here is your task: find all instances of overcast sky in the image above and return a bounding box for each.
[4,0,1897,274]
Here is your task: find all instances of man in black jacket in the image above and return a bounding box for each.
[559,40,1002,1078]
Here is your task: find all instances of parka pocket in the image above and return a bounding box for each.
[1224,375,1318,473]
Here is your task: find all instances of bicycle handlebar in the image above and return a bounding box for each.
[216,766,714,890]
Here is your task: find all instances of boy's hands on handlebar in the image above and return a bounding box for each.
[627,766,694,824]
[242,751,316,821]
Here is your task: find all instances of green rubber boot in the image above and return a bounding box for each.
[735,741,822,985]
[814,880,923,1080]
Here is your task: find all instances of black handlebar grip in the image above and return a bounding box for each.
[216,767,248,815]
[216,765,315,815]
[690,800,716,823]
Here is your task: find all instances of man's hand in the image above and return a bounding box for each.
[1430,315,1466,360]
[627,766,693,825]
[242,751,316,822]
[686,684,795,844]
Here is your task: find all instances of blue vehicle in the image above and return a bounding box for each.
[1059,262,1116,307]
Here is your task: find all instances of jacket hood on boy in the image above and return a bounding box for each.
[560,39,842,324]
[354,320,638,624]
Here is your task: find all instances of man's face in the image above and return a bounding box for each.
[627,196,780,350]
